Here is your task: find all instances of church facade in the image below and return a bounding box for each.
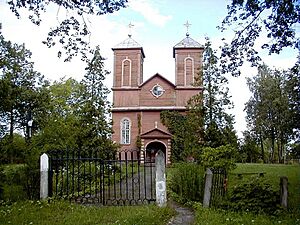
[111,33,204,164]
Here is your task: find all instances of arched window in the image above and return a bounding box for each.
[120,118,131,144]
[184,57,194,85]
[122,59,131,86]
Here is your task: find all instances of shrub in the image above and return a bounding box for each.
[223,177,281,214]
[198,145,237,171]
[168,163,204,204]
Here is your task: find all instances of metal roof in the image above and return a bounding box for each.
[112,35,145,57]
[174,34,203,48]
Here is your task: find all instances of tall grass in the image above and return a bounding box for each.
[168,163,205,203]
[0,200,175,225]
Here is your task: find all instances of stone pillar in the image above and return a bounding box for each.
[203,168,213,208]
[40,153,49,200]
[155,150,167,207]
[280,176,288,209]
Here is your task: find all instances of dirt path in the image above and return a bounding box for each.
[168,200,195,225]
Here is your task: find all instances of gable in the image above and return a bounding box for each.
[141,128,172,139]
[139,73,176,107]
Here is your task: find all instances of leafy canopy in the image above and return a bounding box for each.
[6,0,128,61]
[220,0,300,76]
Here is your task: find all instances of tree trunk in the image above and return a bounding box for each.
[259,132,265,163]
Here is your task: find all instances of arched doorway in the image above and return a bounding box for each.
[145,141,166,163]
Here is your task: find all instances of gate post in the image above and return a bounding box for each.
[203,168,213,208]
[155,150,167,207]
[40,153,49,200]
[280,176,288,209]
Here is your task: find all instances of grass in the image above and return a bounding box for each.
[229,163,300,209]
[194,206,300,225]
[0,200,175,225]
[192,163,300,225]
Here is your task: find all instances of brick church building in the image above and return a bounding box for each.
[111,32,204,164]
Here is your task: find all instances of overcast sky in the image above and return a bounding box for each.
[0,0,299,138]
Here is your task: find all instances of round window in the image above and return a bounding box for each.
[151,84,165,98]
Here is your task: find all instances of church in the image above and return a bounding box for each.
[111,29,204,164]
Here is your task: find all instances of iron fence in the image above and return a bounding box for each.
[47,149,156,205]
[210,168,227,207]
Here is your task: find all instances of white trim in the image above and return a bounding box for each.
[184,56,194,86]
[112,106,186,111]
[121,58,132,86]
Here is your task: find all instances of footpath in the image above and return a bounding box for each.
[168,200,195,225]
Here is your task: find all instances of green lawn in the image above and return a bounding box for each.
[193,163,300,225]
[229,163,300,209]
[0,200,175,225]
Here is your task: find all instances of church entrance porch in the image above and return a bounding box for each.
[145,141,166,163]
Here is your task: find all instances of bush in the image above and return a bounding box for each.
[198,145,237,171]
[223,177,281,214]
[168,163,204,204]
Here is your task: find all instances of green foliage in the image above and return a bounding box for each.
[0,200,175,225]
[194,206,300,225]
[168,163,205,204]
[1,162,39,201]
[198,145,237,171]
[0,133,27,164]
[161,111,188,161]
[245,64,297,163]
[230,163,300,210]
[6,1,128,62]
[223,178,281,215]
[219,0,299,76]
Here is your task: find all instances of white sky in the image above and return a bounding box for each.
[0,0,299,138]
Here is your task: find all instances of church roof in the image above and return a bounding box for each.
[139,73,175,88]
[112,35,145,57]
[173,34,204,57]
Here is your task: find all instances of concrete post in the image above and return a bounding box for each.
[203,168,213,208]
[280,176,288,209]
[40,153,49,199]
[155,150,167,207]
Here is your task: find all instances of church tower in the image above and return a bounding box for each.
[173,24,204,87]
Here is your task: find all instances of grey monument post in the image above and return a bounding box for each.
[155,150,167,207]
[40,153,49,199]
[203,168,213,207]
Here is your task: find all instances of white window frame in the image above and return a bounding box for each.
[120,118,131,144]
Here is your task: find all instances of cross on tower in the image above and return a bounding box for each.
[128,22,134,37]
[184,20,191,37]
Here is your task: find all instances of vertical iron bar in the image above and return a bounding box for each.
[66,148,69,198]
[143,152,147,200]
[60,150,64,197]
[77,149,80,201]
[113,159,116,200]
[83,156,86,203]
[125,152,128,201]
[89,149,92,201]
[119,151,122,201]
[131,151,134,201]
[137,152,141,200]
[72,149,75,200]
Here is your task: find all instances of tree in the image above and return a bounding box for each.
[0,30,49,142]
[220,0,300,76]
[33,78,82,151]
[6,0,128,61]
[245,64,295,163]
[199,38,237,148]
[76,46,116,157]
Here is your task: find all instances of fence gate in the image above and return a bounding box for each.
[48,149,156,205]
[209,168,227,207]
